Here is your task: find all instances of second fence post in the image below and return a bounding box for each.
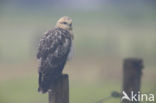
[122,58,144,103]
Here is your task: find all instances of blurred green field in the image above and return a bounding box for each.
[0,74,155,103]
[0,59,156,103]
[0,77,121,103]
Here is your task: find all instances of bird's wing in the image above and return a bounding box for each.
[37,28,71,60]
[37,28,72,93]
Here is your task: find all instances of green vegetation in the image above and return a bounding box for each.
[0,77,155,103]
[0,77,120,103]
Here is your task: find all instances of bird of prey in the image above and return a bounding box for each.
[37,16,73,93]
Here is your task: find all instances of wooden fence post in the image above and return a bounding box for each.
[122,58,144,103]
[49,74,69,103]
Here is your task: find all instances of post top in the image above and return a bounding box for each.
[124,58,144,69]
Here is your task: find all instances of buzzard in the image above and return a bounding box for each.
[37,16,73,93]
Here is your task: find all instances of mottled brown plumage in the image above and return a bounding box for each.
[37,16,73,93]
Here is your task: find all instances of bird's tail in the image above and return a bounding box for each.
[38,68,62,93]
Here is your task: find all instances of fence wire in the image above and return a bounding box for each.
[95,88,156,103]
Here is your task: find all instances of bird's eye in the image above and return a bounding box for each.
[62,22,67,24]
[69,23,72,27]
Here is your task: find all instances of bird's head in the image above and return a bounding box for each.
[56,16,74,39]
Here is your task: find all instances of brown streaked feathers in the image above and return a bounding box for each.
[37,16,73,93]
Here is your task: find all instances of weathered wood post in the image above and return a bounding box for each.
[122,58,144,103]
[49,74,69,103]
